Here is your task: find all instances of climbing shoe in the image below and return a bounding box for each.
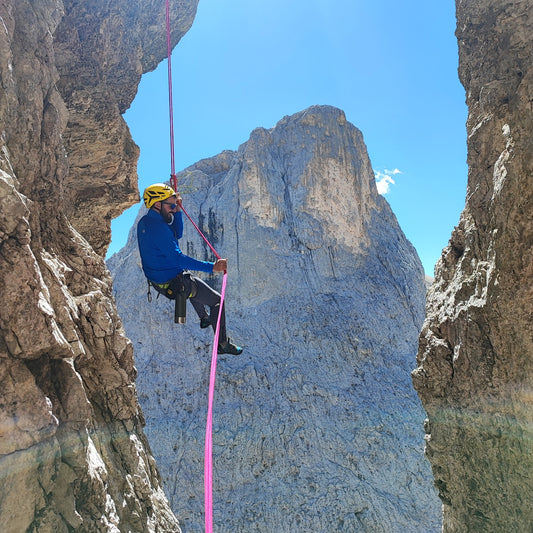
[218,339,243,355]
[200,317,211,329]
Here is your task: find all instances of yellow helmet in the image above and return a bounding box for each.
[143,183,175,208]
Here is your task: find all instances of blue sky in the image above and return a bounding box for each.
[108,0,468,276]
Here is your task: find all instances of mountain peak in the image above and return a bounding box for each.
[110,106,438,531]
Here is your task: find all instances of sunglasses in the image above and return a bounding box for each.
[161,201,178,209]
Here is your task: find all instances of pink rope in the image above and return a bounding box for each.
[178,207,224,533]
[181,202,223,533]
[165,3,222,531]
[180,206,224,533]
[204,271,227,532]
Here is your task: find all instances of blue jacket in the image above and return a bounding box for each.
[137,209,214,283]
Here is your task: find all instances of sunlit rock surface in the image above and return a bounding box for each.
[413,1,533,531]
[0,0,198,531]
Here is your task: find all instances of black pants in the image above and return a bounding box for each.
[167,272,227,344]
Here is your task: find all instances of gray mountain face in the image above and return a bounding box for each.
[109,105,440,532]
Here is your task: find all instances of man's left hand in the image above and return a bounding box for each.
[213,258,227,272]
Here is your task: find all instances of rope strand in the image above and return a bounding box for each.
[165,0,176,186]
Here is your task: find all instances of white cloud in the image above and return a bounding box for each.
[385,168,402,176]
[375,168,403,195]
[376,174,395,194]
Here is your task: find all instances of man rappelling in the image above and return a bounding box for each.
[137,183,243,355]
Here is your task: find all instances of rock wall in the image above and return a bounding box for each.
[0,1,197,531]
[413,1,533,531]
[109,105,442,532]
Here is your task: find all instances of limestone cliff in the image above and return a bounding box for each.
[0,1,198,531]
[413,1,533,531]
[109,105,441,532]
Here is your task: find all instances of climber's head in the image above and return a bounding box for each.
[143,183,175,209]
[143,183,181,223]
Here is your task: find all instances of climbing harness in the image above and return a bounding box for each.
[147,274,197,323]
[165,2,225,531]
